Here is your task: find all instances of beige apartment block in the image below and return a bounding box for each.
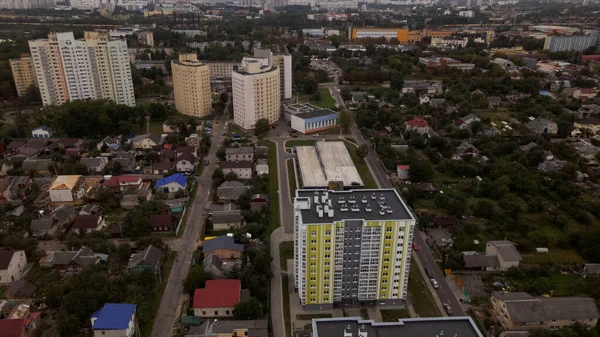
[232,58,280,129]
[172,54,212,118]
[9,54,37,97]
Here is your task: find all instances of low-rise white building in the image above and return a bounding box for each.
[0,250,27,284]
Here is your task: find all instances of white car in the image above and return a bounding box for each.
[430,279,439,289]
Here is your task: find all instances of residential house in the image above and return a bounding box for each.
[104,176,143,191]
[573,88,598,100]
[426,228,454,249]
[149,214,175,233]
[49,175,86,203]
[419,94,430,105]
[6,280,36,299]
[31,126,53,139]
[396,165,409,180]
[80,157,109,174]
[453,113,481,129]
[0,319,24,337]
[225,147,254,162]
[185,133,201,148]
[71,214,106,235]
[255,146,268,159]
[14,140,48,158]
[120,194,140,209]
[59,138,84,157]
[220,162,253,179]
[113,152,137,172]
[155,174,187,195]
[405,117,431,135]
[131,134,162,149]
[429,98,446,107]
[0,250,27,284]
[251,194,268,211]
[152,162,173,175]
[255,159,269,175]
[579,104,600,118]
[584,264,600,276]
[0,176,31,203]
[525,118,558,135]
[538,160,568,172]
[485,240,521,271]
[491,292,599,332]
[188,319,268,337]
[572,140,600,160]
[126,245,162,275]
[96,136,121,152]
[176,152,197,173]
[79,204,100,216]
[39,246,105,274]
[454,142,480,159]
[193,279,242,318]
[217,181,249,201]
[202,236,243,260]
[519,142,537,152]
[49,204,76,230]
[574,118,600,136]
[21,158,53,176]
[401,81,441,96]
[160,149,177,163]
[91,303,137,337]
[487,96,502,108]
[433,216,458,228]
[211,210,243,230]
[29,219,57,238]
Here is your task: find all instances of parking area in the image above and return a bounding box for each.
[310,58,342,78]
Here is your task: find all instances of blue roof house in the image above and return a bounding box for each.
[155,173,187,194]
[91,303,137,337]
[32,126,53,139]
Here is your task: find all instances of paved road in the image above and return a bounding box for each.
[323,81,465,317]
[150,116,227,337]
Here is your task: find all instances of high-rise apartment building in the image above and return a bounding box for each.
[293,189,416,309]
[252,48,292,100]
[232,58,280,130]
[9,55,37,98]
[543,34,598,52]
[0,0,53,9]
[172,54,212,118]
[28,31,135,106]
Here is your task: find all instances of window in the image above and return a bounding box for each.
[385,236,391,240]
[386,227,392,232]
[202,311,206,315]
[214,311,218,315]
[326,230,331,235]
[226,310,230,315]
[311,240,316,244]
[311,231,317,236]
[311,255,316,259]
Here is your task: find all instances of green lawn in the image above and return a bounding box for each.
[296,314,332,320]
[522,249,585,265]
[287,159,297,201]
[408,263,442,318]
[258,140,280,232]
[280,241,294,270]
[285,140,317,148]
[141,251,177,337]
[342,141,378,189]
[134,120,165,135]
[380,309,410,322]
[310,88,337,109]
[282,275,292,337]
[476,109,511,122]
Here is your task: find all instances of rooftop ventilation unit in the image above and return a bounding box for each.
[351,206,360,212]
[362,197,367,204]
[386,209,393,214]
[365,206,372,212]
[371,193,376,200]
[340,206,348,212]
[379,210,385,215]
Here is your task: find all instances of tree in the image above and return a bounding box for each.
[339,109,354,133]
[233,297,263,320]
[254,118,270,137]
[183,266,211,294]
[409,160,435,182]
[356,144,369,159]
[389,71,404,91]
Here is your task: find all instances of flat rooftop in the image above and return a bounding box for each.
[294,109,337,120]
[295,141,362,188]
[295,189,413,223]
[313,317,483,337]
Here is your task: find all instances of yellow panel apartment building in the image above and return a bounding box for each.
[172,54,212,118]
[9,54,37,97]
[293,189,416,309]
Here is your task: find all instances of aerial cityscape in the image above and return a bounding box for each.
[0,1,599,337]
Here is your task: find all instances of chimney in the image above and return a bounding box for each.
[358,325,367,337]
[344,325,353,337]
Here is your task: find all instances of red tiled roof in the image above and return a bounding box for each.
[397,165,410,170]
[406,117,429,128]
[104,175,141,187]
[193,279,241,308]
[150,214,173,227]
[0,318,25,337]
[582,55,600,61]
[577,88,598,94]
[72,215,101,229]
[453,119,465,126]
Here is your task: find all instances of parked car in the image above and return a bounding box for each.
[413,242,420,251]
[425,268,434,278]
[430,279,439,289]
[444,303,453,315]
[426,239,433,247]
